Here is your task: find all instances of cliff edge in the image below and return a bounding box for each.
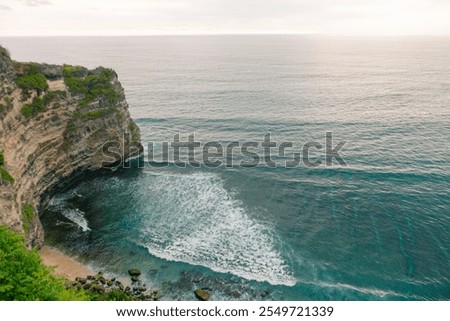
[0,46,142,247]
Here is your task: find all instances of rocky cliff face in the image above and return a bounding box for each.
[0,46,142,247]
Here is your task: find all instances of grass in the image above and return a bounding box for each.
[21,205,34,233]
[4,96,13,107]
[0,168,14,184]
[0,152,14,185]
[63,65,118,107]
[21,97,45,118]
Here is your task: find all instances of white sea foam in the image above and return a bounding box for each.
[48,193,91,232]
[138,172,295,286]
[60,208,91,232]
[303,280,414,299]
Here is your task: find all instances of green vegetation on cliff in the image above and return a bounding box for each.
[0,151,14,185]
[3,97,13,108]
[63,65,118,107]
[0,226,87,300]
[21,97,45,118]
[80,110,106,119]
[21,205,34,233]
[15,72,49,96]
[0,96,13,116]
[20,91,68,118]
[43,90,66,106]
[0,168,13,184]
[0,226,138,301]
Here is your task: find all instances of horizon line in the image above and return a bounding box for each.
[1,33,450,38]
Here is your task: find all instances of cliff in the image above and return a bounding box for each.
[0,46,142,247]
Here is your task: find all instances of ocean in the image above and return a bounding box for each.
[1,36,449,300]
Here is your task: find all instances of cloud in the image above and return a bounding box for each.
[17,0,52,7]
[1,0,450,36]
[0,5,12,10]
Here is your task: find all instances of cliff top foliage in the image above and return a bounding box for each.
[0,226,87,300]
[63,65,119,107]
[15,71,49,96]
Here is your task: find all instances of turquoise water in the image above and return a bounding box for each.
[2,36,449,300]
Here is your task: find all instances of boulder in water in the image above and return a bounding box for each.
[229,290,241,299]
[260,290,270,298]
[194,288,211,301]
[128,268,141,277]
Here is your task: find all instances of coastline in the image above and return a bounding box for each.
[39,246,94,281]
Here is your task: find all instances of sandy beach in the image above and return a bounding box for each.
[39,246,94,281]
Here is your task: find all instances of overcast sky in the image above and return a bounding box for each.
[0,0,449,36]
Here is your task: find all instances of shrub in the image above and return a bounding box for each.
[4,96,13,108]
[0,104,5,112]
[63,65,118,107]
[0,151,14,185]
[128,123,137,132]
[21,97,45,118]
[15,72,49,95]
[63,65,87,79]
[43,91,58,105]
[43,91,66,106]
[0,226,87,301]
[0,168,14,184]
